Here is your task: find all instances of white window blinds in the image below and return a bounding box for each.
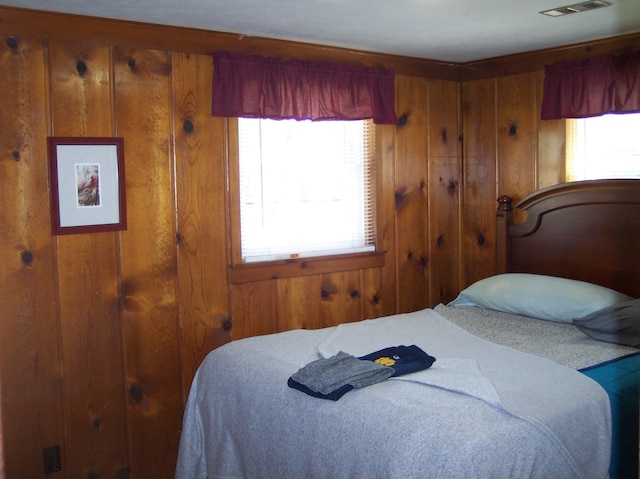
[566,113,640,181]
[238,118,375,263]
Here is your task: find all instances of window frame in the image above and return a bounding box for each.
[227,118,385,284]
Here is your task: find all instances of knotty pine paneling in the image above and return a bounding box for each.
[496,72,539,209]
[461,78,499,288]
[394,76,430,313]
[428,157,461,305]
[320,270,363,327]
[427,81,460,158]
[427,81,461,305]
[173,52,231,397]
[461,71,562,284]
[48,41,129,478]
[538,118,566,189]
[0,36,66,479]
[276,275,323,331]
[374,123,399,317]
[461,72,556,284]
[113,47,183,478]
[361,267,386,320]
[230,281,278,340]
[535,71,567,189]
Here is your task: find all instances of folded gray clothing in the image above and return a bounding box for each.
[291,351,394,395]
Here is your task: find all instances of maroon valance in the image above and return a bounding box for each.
[211,51,397,125]
[541,50,640,120]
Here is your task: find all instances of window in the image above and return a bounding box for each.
[566,113,640,181]
[237,118,376,263]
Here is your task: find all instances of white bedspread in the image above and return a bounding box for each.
[175,308,611,479]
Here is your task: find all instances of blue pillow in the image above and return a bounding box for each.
[448,273,632,323]
[573,298,640,347]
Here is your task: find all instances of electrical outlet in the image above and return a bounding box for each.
[43,445,62,474]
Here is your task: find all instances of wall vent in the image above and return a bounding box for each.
[540,0,611,17]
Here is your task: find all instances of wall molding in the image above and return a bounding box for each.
[0,5,460,80]
[1,5,639,82]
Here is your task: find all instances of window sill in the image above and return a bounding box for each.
[229,250,386,284]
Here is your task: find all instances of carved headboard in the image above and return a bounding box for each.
[496,179,640,298]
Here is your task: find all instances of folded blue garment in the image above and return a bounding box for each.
[359,345,436,377]
[288,346,436,400]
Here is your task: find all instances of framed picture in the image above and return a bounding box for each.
[47,137,127,235]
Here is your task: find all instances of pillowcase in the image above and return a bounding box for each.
[572,298,640,347]
[447,273,632,323]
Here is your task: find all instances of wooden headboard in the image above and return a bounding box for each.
[496,179,640,298]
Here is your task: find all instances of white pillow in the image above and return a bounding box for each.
[448,273,632,323]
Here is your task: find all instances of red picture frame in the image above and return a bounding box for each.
[47,137,127,235]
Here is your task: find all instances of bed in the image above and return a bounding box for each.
[175,179,640,479]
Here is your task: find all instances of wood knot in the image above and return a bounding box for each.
[117,467,131,479]
[21,250,34,265]
[508,123,517,136]
[128,384,144,404]
[12,150,20,161]
[349,290,359,298]
[127,58,136,69]
[183,120,194,132]
[394,187,407,209]
[372,294,380,304]
[5,36,18,51]
[221,317,232,332]
[76,61,88,76]
[477,233,485,246]
[437,235,444,247]
[397,113,408,126]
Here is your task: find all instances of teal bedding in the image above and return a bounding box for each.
[581,353,640,479]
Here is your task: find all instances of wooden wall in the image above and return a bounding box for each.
[1,6,639,479]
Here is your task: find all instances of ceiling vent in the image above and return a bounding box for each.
[540,0,611,17]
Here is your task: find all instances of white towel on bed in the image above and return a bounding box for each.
[317,307,610,479]
[319,315,504,409]
[391,358,504,409]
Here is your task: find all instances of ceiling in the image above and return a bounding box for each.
[2,0,640,63]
